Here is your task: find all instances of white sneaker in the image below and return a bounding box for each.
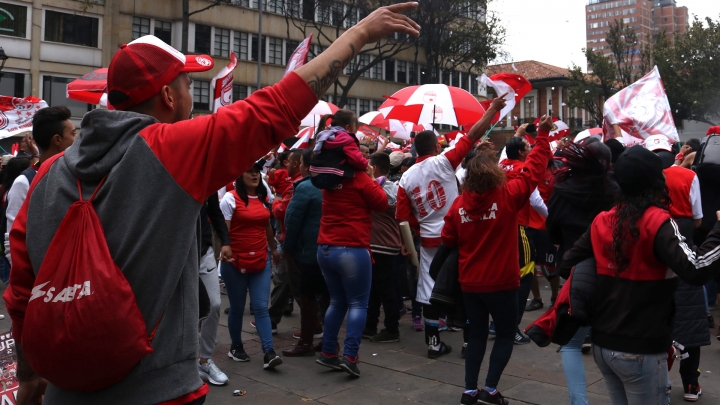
[198,359,228,386]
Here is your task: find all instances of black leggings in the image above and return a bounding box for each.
[679,346,701,386]
[463,289,518,390]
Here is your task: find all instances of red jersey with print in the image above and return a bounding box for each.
[664,165,695,219]
[268,168,291,196]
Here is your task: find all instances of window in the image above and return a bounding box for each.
[302,0,315,21]
[385,59,395,82]
[285,40,298,63]
[346,98,357,114]
[233,84,248,101]
[0,2,27,38]
[344,5,357,28]
[372,100,381,111]
[250,34,265,62]
[214,28,230,57]
[0,72,25,97]
[194,24,211,54]
[396,61,407,83]
[286,0,301,17]
[359,99,370,116]
[409,63,417,84]
[358,54,371,78]
[420,65,429,84]
[331,2,344,27]
[317,2,331,24]
[234,31,249,60]
[267,0,283,13]
[371,61,382,80]
[44,10,99,47]
[469,74,478,94]
[231,0,250,6]
[268,37,283,64]
[251,0,265,10]
[132,17,150,40]
[451,71,460,87]
[154,20,172,44]
[523,96,535,119]
[441,70,450,85]
[42,76,91,118]
[193,80,211,111]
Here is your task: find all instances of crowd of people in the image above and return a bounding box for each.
[0,3,719,405]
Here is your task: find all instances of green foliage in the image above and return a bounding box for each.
[605,19,640,87]
[567,49,617,126]
[653,17,720,125]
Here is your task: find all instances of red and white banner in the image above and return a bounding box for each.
[211,52,239,113]
[603,66,679,143]
[480,73,532,122]
[278,126,316,152]
[284,34,313,77]
[0,330,19,403]
[533,116,570,140]
[0,96,48,139]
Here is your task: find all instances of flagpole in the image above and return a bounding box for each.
[481,120,500,142]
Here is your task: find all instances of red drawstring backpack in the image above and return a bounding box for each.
[22,177,158,392]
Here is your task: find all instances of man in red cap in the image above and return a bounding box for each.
[4,5,419,404]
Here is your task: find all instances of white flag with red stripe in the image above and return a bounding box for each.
[480,73,532,122]
[0,96,48,139]
[602,66,679,143]
[533,117,570,140]
[278,127,315,152]
[211,52,238,113]
[284,34,313,77]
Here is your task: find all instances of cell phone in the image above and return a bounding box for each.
[526,124,537,134]
[548,109,553,117]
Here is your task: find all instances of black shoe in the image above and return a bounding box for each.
[461,343,467,359]
[514,331,530,345]
[316,353,342,370]
[477,389,508,405]
[460,390,479,404]
[228,344,250,362]
[362,327,377,339]
[339,356,360,377]
[488,321,496,336]
[370,329,400,343]
[525,299,543,312]
[708,314,716,329]
[283,297,294,315]
[581,335,592,354]
[428,342,452,359]
[684,383,702,402]
[224,307,230,315]
[263,350,283,370]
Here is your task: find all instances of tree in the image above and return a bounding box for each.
[410,0,505,84]
[653,17,720,126]
[605,19,641,87]
[284,0,414,107]
[182,0,233,53]
[567,48,617,126]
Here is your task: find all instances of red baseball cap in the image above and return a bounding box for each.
[108,35,214,110]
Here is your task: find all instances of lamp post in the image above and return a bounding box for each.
[0,47,8,83]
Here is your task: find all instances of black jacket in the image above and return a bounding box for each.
[547,177,618,278]
[200,193,230,256]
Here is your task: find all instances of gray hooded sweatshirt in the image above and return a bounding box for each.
[3,73,317,404]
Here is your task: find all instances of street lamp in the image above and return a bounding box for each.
[0,47,8,82]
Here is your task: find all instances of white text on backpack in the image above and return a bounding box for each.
[29,281,92,303]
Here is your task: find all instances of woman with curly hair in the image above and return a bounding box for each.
[439,116,553,405]
[561,145,720,405]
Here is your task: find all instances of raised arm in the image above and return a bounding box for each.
[506,116,553,207]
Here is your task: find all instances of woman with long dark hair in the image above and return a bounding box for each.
[547,141,618,405]
[561,145,720,405]
[219,161,282,370]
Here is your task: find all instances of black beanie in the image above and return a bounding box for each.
[604,139,625,164]
[613,145,665,194]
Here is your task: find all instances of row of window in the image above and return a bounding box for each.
[0,2,100,47]
[0,72,91,118]
[131,17,172,44]
[587,8,636,20]
[587,0,637,12]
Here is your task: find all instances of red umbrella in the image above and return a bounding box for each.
[378,84,484,127]
[67,68,108,105]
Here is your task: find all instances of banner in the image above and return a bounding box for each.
[0,331,18,404]
[211,52,239,113]
[603,66,679,143]
[284,34,313,77]
[480,73,532,123]
[0,96,48,140]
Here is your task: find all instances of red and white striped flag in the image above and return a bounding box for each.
[278,127,316,152]
[533,116,570,140]
[211,52,238,113]
[603,66,679,143]
[480,73,532,122]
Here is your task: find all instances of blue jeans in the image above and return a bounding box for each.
[593,345,669,405]
[561,326,591,405]
[317,245,372,358]
[220,259,274,353]
[0,256,9,285]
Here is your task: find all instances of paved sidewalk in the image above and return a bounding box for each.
[1,278,719,404]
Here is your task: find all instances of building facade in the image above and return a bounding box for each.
[0,0,487,126]
[585,0,688,73]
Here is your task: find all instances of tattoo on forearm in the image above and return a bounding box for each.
[306,44,356,98]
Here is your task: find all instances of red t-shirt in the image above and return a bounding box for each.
[228,191,270,273]
[318,173,388,248]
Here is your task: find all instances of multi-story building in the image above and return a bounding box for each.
[0,0,486,129]
[585,0,688,74]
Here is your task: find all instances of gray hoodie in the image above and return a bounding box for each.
[4,73,317,404]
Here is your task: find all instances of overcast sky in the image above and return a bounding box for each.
[489,0,720,71]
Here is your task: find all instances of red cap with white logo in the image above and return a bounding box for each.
[108,35,215,110]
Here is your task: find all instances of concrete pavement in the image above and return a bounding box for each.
[1,278,719,404]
